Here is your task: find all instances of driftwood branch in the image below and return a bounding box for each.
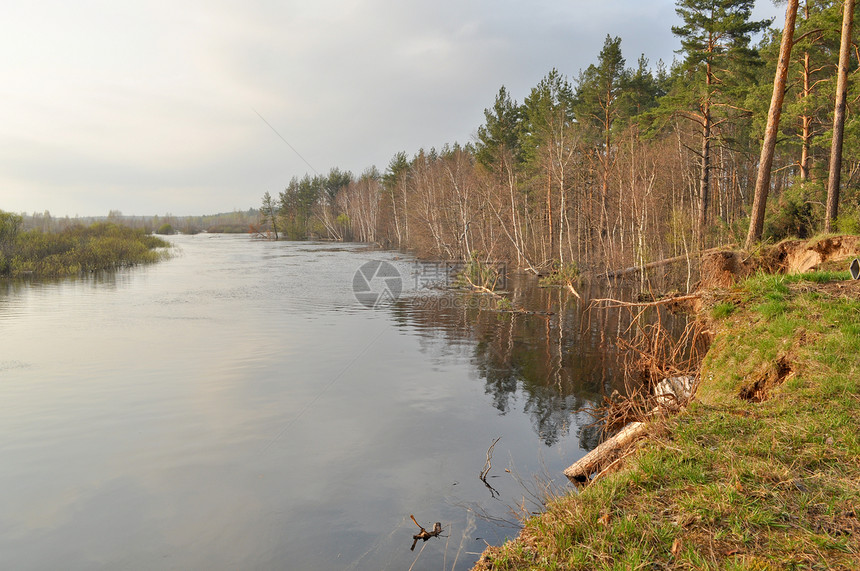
[479,437,501,480]
[462,275,553,315]
[463,274,504,298]
[409,514,443,551]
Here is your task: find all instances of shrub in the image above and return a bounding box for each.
[764,184,818,240]
[0,221,170,278]
[539,262,580,287]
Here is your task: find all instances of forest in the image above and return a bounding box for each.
[15,209,261,236]
[260,0,860,279]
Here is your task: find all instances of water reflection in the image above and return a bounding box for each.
[391,276,691,449]
[0,270,135,317]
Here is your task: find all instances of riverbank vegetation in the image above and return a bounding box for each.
[259,1,860,280]
[473,271,860,569]
[0,210,170,278]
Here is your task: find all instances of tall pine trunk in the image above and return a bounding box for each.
[746,0,799,249]
[825,0,855,232]
[799,1,812,181]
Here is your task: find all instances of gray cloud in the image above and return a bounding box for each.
[0,0,781,216]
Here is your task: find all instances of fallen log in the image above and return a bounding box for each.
[602,255,692,278]
[563,421,649,485]
[602,245,736,279]
[589,293,701,309]
[565,376,697,485]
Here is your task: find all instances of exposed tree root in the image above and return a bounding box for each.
[568,299,710,486]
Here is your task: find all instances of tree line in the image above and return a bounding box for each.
[260,0,860,276]
[16,209,261,236]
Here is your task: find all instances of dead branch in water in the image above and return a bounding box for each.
[589,293,701,309]
[461,275,554,315]
[479,437,501,480]
[479,437,502,499]
[620,318,709,387]
[588,290,709,387]
[570,295,710,485]
[582,316,707,433]
[585,384,653,435]
[409,514,443,551]
[602,253,693,278]
[462,274,505,298]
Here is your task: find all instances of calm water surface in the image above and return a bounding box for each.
[0,234,656,570]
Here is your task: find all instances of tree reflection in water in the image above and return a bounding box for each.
[389,273,692,450]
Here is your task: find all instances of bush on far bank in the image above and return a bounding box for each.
[0,210,170,278]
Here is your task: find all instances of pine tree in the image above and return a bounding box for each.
[825,0,855,232]
[575,35,630,239]
[672,0,770,246]
[476,86,523,170]
[520,69,576,261]
[746,0,800,249]
[261,191,279,240]
[790,1,843,181]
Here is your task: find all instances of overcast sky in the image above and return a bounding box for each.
[1,0,784,217]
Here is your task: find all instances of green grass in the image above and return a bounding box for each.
[786,270,851,283]
[712,301,737,319]
[475,273,860,570]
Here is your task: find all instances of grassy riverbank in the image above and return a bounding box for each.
[0,212,170,278]
[476,272,860,570]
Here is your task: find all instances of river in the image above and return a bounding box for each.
[0,234,674,570]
